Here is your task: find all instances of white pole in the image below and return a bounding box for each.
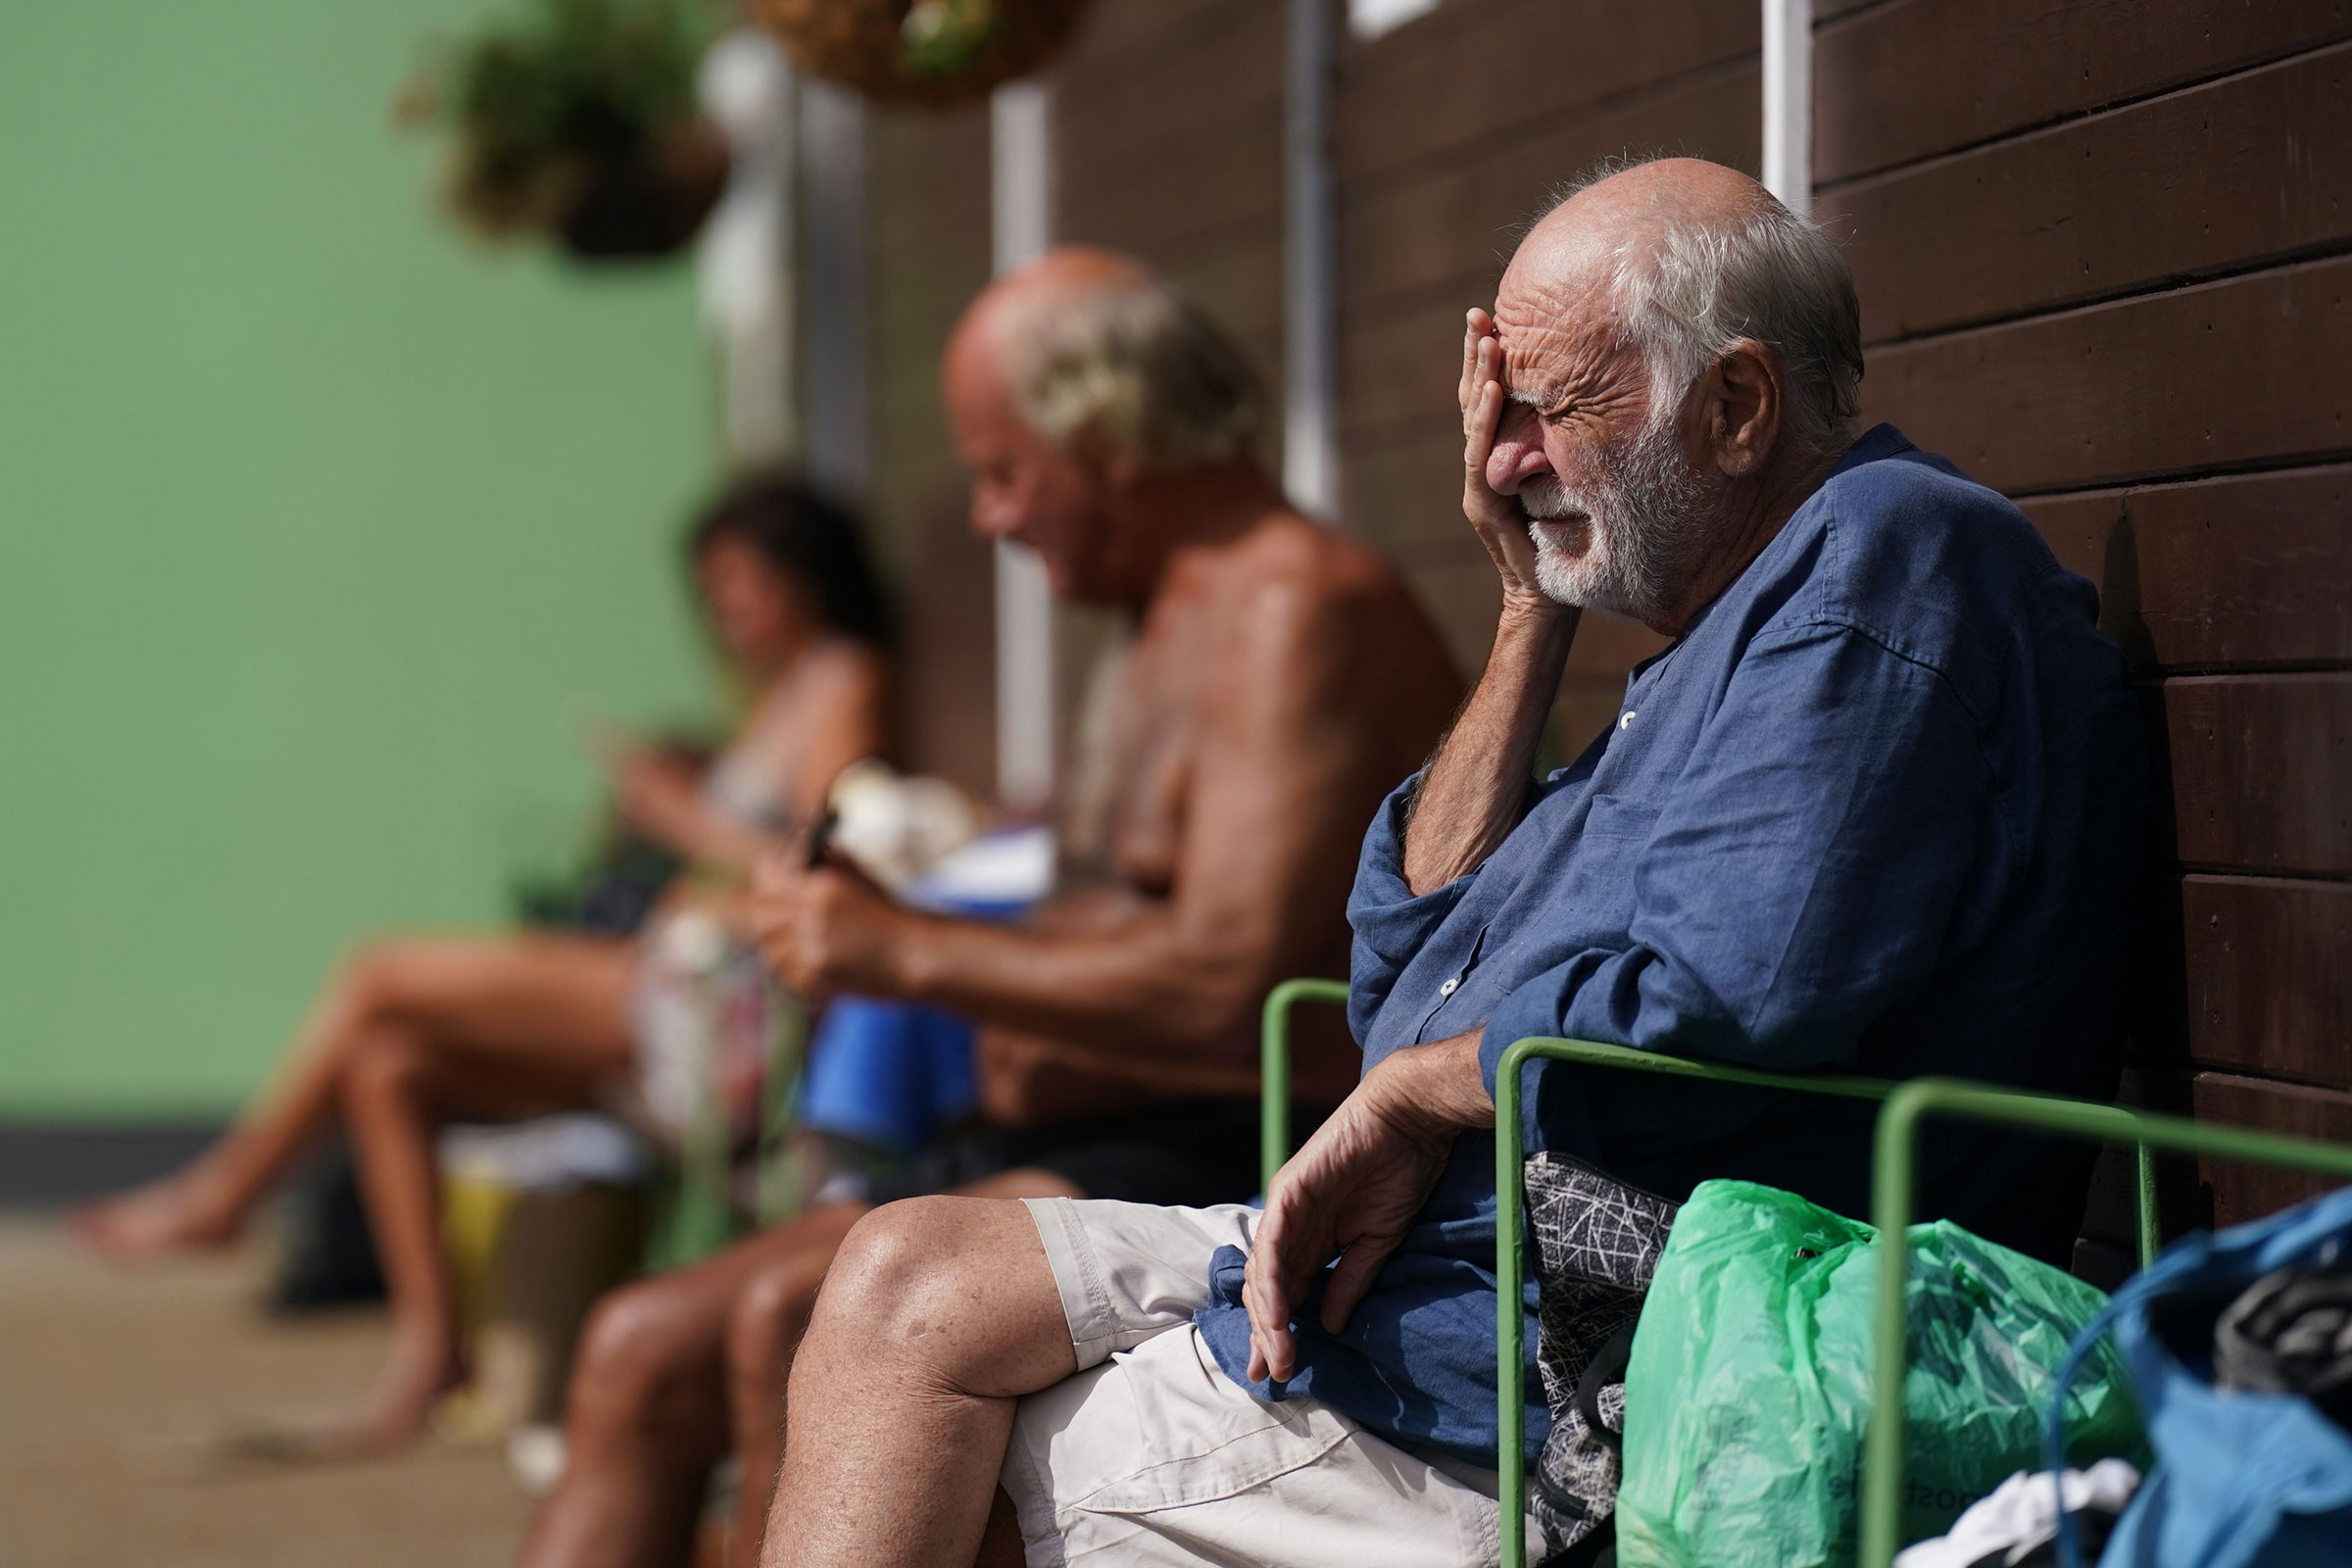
[696,30,799,468]
[1761,0,1811,217]
[1283,0,1339,522]
[991,83,1057,811]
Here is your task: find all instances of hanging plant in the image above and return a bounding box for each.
[399,0,728,262]
[754,0,1093,107]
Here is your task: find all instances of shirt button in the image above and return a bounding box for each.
[1439,977,1458,997]
[1618,709,1638,730]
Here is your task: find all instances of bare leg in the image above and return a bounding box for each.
[723,1242,838,1566]
[322,983,645,1457]
[79,934,636,1457]
[723,1171,1081,1560]
[519,1203,871,1568]
[758,1196,1077,1568]
[74,933,634,1258]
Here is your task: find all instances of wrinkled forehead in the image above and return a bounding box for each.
[1492,230,1641,403]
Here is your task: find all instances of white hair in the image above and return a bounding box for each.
[997,272,1265,470]
[1540,158,1864,458]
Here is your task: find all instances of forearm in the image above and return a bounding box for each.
[1401,599,1578,894]
[1371,1029,1496,1134]
[879,910,1271,1060]
[670,809,784,878]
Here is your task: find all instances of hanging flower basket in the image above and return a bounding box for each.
[754,0,1094,107]
[400,0,726,263]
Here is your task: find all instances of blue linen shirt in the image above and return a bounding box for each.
[1193,426,2148,1465]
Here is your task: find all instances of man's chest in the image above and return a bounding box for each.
[1061,625,1219,894]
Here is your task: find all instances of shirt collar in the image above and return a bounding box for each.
[1650,423,1914,662]
[1826,422,1914,482]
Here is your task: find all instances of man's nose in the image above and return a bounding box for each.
[1485,403,1552,496]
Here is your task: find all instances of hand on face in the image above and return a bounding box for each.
[746,839,907,1000]
[1459,309,1552,612]
[1242,1041,1469,1385]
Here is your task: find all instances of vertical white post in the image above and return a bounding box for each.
[1761,0,1812,217]
[1283,0,1339,522]
[697,29,799,467]
[800,79,869,501]
[991,82,1057,811]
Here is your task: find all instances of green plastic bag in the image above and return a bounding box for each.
[1614,1180,2144,1567]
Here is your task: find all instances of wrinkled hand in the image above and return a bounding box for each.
[1244,1032,1492,1384]
[1459,309,1546,608]
[746,839,909,1000]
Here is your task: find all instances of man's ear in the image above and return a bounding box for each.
[1706,338,1782,478]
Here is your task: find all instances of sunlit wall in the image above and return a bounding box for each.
[0,1,719,1117]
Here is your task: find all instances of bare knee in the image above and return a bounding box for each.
[338,940,420,1022]
[568,1276,725,1443]
[338,1028,430,1109]
[811,1199,993,1356]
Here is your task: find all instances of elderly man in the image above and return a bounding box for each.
[515,249,1462,1567]
[749,159,2147,1568]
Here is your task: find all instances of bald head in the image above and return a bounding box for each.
[947,246,1152,373]
[1503,157,1862,455]
[945,245,1265,472]
[1513,158,1771,295]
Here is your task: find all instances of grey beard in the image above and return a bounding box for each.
[1520,416,1712,625]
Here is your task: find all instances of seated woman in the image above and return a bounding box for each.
[72,475,892,1458]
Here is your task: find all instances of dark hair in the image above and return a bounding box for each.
[687,476,895,649]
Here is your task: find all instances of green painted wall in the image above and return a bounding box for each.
[0,2,719,1117]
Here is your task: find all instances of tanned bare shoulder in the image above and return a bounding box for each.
[1184,509,1464,710]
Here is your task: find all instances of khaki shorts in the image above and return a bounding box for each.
[1003,1198,1542,1568]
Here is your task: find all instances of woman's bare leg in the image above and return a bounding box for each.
[758,1196,1078,1568]
[74,933,635,1257]
[77,933,638,1455]
[722,1171,1081,1561]
[74,966,395,1256]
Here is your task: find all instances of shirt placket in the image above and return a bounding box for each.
[1415,923,1490,1044]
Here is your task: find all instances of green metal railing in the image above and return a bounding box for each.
[1260,977,1349,1192]
[1258,984,2352,1568]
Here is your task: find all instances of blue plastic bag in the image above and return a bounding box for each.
[2049,1183,2352,1568]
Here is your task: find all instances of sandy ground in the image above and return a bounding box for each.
[0,1214,533,1567]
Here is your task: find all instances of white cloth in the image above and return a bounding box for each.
[1893,1459,2143,1568]
[1004,1198,1544,1568]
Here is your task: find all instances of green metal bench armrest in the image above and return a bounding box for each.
[1260,977,1349,1193]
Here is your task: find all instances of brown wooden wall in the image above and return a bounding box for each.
[866,102,999,799]
[1813,0,2352,1227]
[1050,0,1289,418]
[1335,0,1762,741]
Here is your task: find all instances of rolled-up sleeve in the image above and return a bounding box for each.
[1478,623,1994,1100]
[1347,773,1479,1045]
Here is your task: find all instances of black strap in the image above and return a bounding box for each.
[1574,1323,1638,1453]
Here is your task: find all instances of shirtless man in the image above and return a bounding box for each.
[514,248,1463,1568]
